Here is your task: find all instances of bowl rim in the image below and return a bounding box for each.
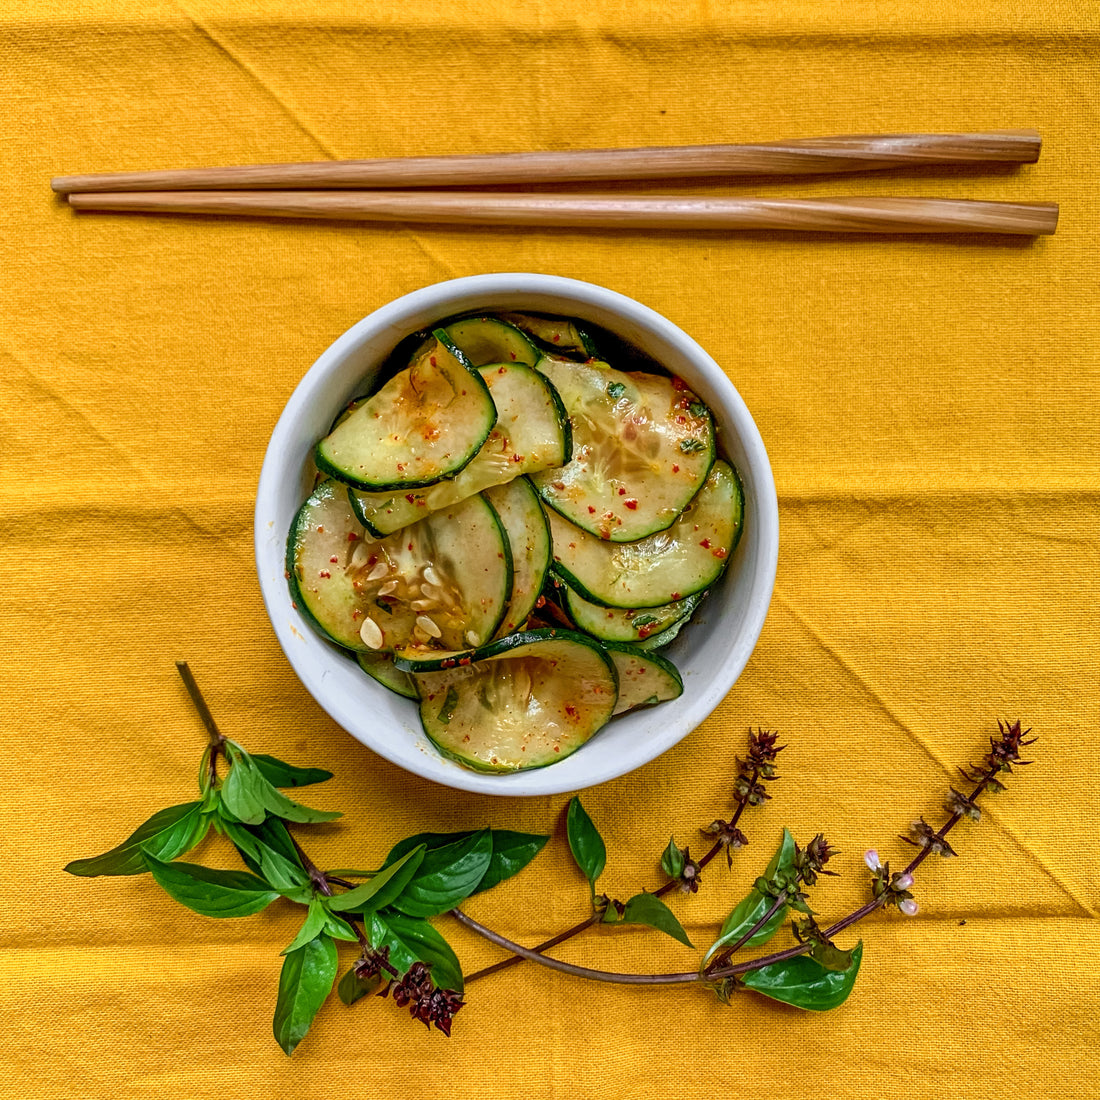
[255,273,778,796]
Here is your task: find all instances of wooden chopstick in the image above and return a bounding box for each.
[64,190,1059,235]
[51,131,1041,194]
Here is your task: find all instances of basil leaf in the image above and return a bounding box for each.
[808,937,856,973]
[566,797,606,887]
[329,846,426,913]
[220,747,269,825]
[741,941,863,1012]
[251,754,333,789]
[369,911,465,994]
[391,830,493,918]
[145,854,279,918]
[322,910,359,943]
[703,828,796,965]
[283,897,329,955]
[660,837,684,880]
[619,892,693,948]
[337,965,381,1006]
[273,933,338,1055]
[222,821,309,892]
[227,748,338,827]
[64,802,209,877]
[383,829,548,896]
[473,830,549,894]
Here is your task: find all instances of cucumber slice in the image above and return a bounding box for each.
[546,460,743,608]
[532,356,716,541]
[562,583,701,644]
[287,480,511,653]
[315,330,496,491]
[499,312,598,359]
[348,362,570,536]
[484,477,552,638]
[603,643,683,715]
[357,651,418,700]
[403,629,618,773]
[442,316,539,367]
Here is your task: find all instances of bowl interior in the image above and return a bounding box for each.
[255,274,778,796]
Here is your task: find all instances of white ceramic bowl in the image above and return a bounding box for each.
[255,274,778,796]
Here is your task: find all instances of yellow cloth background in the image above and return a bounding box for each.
[2,2,1097,1096]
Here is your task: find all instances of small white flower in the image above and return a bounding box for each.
[864,849,881,871]
[894,873,914,889]
[899,899,919,916]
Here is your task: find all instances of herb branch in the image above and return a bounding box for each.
[64,663,1033,1052]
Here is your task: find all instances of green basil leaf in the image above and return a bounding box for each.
[369,911,465,994]
[329,846,426,912]
[145,853,279,918]
[742,941,863,1011]
[283,897,329,955]
[322,910,359,943]
[472,831,550,894]
[64,802,209,877]
[660,837,684,880]
[391,830,493,918]
[619,892,693,948]
[703,828,796,965]
[220,747,269,825]
[566,797,606,886]
[384,829,547,896]
[251,754,333,789]
[337,965,381,1006]
[809,937,856,973]
[273,933,338,1055]
[221,821,310,892]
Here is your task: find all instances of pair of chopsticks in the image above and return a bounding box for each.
[51,131,1057,235]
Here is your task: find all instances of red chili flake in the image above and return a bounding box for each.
[536,595,547,608]
[565,704,578,719]
[624,499,638,510]
[429,356,437,366]
[713,547,727,559]
[459,657,472,666]
[498,366,506,374]
[618,487,626,496]
[553,745,561,752]
[348,532,360,541]
[672,464,680,473]
[283,569,290,580]
[405,494,415,503]
[700,538,711,549]
[396,462,406,471]
[676,416,687,424]
[329,555,339,563]
[510,351,517,359]
[671,375,687,391]
[441,659,457,669]
[319,570,331,578]
[588,505,596,514]
[638,624,655,638]
[511,454,523,462]
[408,543,414,551]
[552,333,561,343]
[291,601,298,610]
[671,592,682,600]
[552,481,566,490]
[316,525,324,533]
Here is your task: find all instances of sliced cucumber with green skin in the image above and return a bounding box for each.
[545,459,743,608]
[562,582,700,644]
[287,480,511,653]
[499,312,599,359]
[633,592,707,650]
[442,316,539,368]
[348,362,571,537]
[531,356,715,542]
[315,330,496,491]
[484,477,552,638]
[357,651,418,700]
[399,629,618,773]
[603,642,683,715]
